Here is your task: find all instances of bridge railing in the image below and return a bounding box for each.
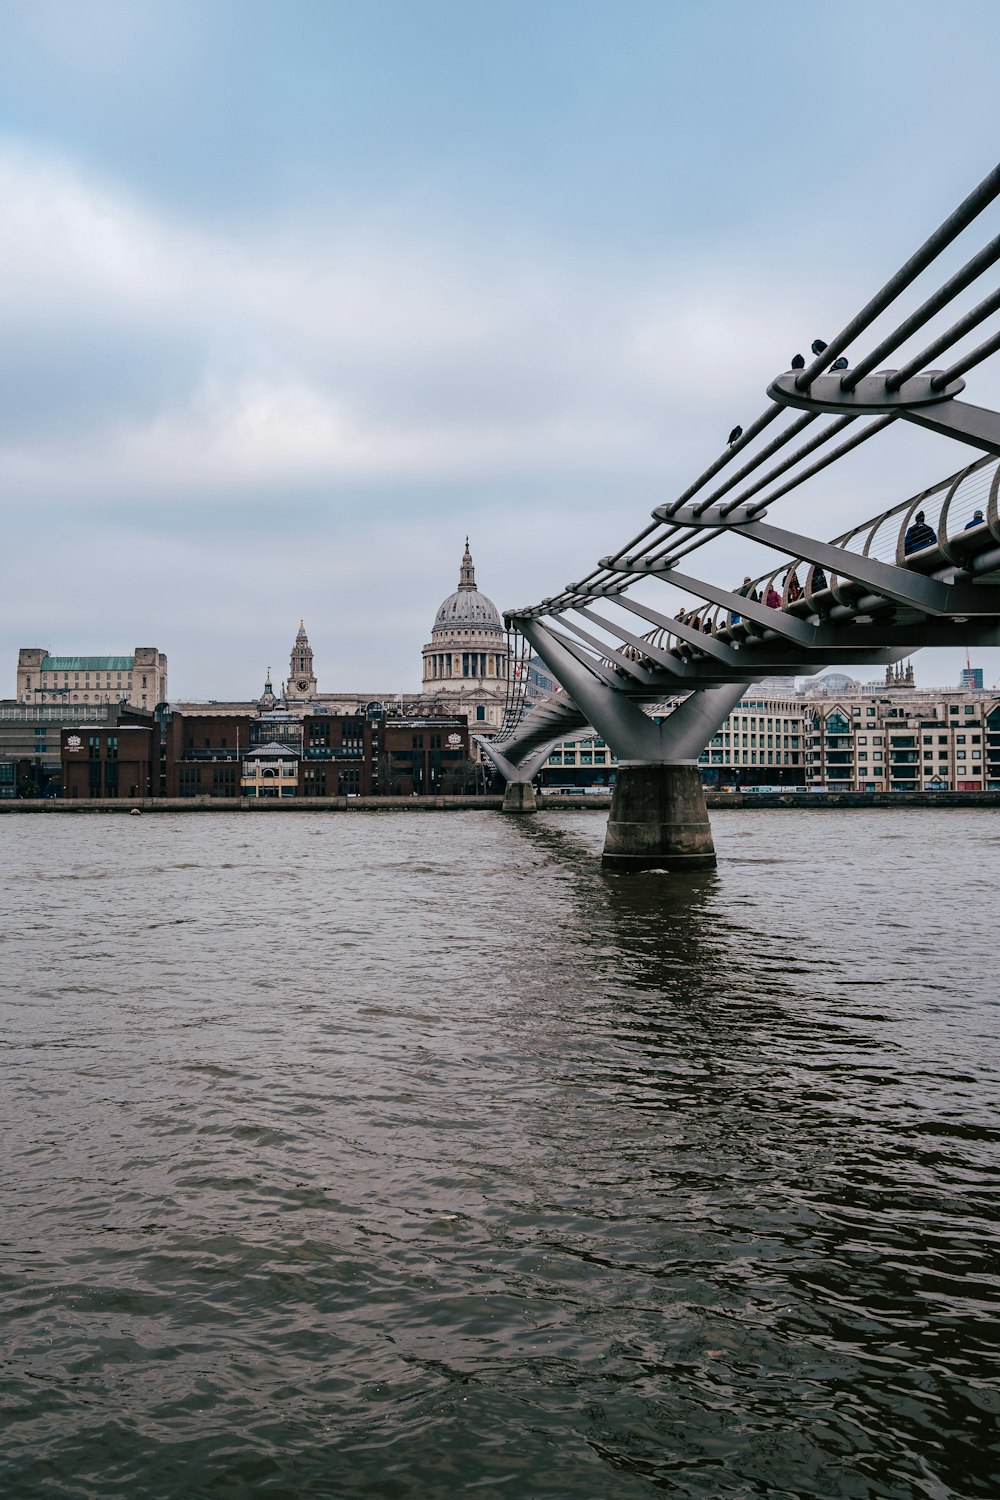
[580,446,1000,671]
[508,161,1000,666]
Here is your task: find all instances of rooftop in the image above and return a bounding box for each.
[40,656,134,672]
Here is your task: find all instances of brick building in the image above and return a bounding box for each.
[155,704,471,800]
[0,702,156,798]
[242,708,470,799]
[62,722,158,799]
[160,711,250,798]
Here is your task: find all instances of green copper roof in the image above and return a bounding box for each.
[40,656,135,671]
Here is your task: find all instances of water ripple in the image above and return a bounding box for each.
[1,808,998,1498]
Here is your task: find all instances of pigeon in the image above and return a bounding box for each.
[811,339,828,355]
[727,425,743,446]
[791,353,805,370]
[831,357,849,372]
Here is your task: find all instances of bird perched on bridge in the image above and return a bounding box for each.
[811,338,828,355]
[831,356,849,372]
[791,353,805,370]
[727,425,743,446]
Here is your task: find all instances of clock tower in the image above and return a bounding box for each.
[286,620,318,700]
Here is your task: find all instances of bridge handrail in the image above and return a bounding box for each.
[508,161,1000,635]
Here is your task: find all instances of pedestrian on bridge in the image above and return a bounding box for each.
[904,510,937,555]
[731,577,754,627]
[765,583,781,609]
[965,509,986,530]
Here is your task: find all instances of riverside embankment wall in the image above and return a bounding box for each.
[3,791,1000,813]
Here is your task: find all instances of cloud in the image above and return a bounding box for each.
[2,141,997,695]
[0,142,839,504]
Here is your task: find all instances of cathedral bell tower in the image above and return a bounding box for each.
[286,620,318,700]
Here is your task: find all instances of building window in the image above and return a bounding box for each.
[476,706,485,722]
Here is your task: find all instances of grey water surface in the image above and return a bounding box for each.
[1,808,998,1500]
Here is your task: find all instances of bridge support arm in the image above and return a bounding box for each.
[519,617,748,874]
[519,619,743,762]
[476,735,555,786]
[898,399,1000,457]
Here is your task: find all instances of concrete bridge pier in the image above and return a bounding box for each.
[602,763,716,872]
[477,740,551,815]
[501,780,538,814]
[510,620,748,874]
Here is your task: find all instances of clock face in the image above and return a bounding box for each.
[296,679,309,691]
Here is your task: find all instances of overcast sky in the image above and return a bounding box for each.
[4,0,1000,698]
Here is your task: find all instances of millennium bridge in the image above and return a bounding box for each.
[479,161,1000,871]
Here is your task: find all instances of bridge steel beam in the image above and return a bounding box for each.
[475,695,589,814]
[518,617,745,873]
[656,508,1000,616]
[571,590,909,675]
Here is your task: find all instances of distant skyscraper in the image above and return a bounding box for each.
[960,666,984,691]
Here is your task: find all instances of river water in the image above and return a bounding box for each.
[1,808,998,1499]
